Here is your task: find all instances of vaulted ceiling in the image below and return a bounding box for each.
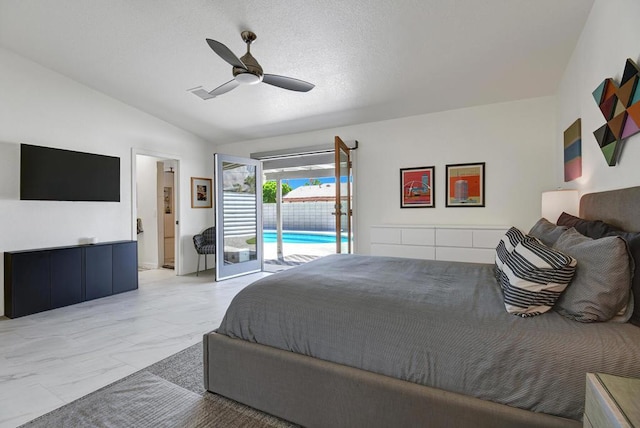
[0,0,594,145]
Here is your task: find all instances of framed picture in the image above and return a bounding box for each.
[445,162,485,207]
[400,166,435,208]
[191,177,212,208]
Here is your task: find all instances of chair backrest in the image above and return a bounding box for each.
[202,227,216,244]
[193,234,205,250]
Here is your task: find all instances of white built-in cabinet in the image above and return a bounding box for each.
[370,225,509,264]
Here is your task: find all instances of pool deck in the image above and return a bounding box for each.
[263,241,336,260]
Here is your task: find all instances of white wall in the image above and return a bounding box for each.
[0,47,215,316]
[216,97,557,254]
[555,0,640,194]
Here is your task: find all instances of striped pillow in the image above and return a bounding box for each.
[501,236,577,317]
[495,227,526,286]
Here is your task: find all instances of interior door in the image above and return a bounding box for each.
[214,154,263,280]
[334,136,352,254]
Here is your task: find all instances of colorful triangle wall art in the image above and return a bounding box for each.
[593,58,640,166]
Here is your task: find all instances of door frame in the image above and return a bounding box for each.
[214,153,263,281]
[131,148,181,275]
[335,136,353,254]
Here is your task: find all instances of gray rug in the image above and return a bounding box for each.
[21,342,297,428]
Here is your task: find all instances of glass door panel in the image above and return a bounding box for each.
[214,154,262,280]
[335,136,352,254]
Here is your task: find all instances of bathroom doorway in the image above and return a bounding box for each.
[133,151,180,275]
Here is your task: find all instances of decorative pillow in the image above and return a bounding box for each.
[552,228,633,322]
[529,218,569,247]
[557,212,640,327]
[556,212,617,239]
[609,292,635,323]
[603,230,640,326]
[501,236,577,317]
[495,227,526,285]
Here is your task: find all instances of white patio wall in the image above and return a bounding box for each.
[263,201,336,231]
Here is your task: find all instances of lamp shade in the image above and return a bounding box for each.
[541,190,579,223]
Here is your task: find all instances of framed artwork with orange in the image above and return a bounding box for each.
[400,166,435,208]
[445,162,485,207]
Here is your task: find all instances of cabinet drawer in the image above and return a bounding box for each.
[436,247,495,264]
[8,252,50,318]
[371,244,435,260]
[401,228,435,246]
[85,245,113,300]
[371,227,401,244]
[473,229,506,249]
[436,229,472,247]
[50,248,82,309]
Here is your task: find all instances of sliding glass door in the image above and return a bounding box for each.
[214,154,263,280]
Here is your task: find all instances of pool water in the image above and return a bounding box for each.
[263,231,347,244]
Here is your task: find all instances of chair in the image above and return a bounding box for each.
[193,227,216,276]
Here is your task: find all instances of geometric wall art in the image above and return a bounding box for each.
[564,118,582,181]
[400,166,435,208]
[445,162,485,207]
[592,58,640,166]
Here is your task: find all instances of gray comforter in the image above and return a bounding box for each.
[217,254,640,420]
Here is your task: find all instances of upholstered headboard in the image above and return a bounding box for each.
[580,186,640,232]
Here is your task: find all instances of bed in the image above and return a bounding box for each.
[203,186,640,427]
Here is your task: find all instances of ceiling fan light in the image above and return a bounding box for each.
[235,72,261,85]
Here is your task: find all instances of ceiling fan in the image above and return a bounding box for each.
[191,31,315,100]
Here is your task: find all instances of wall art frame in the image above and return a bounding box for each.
[400,166,435,208]
[445,162,485,207]
[191,177,212,208]
[564,118,582,181]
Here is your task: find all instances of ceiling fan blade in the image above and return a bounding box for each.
[210,79,240,97]
[262,74,315,92]
[206,38,247,70]
[190,80,239,100]
[191,88,215,100]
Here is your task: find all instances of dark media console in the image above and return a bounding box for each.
[4,241,138,318]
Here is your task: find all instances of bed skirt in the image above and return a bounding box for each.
[203,332,579,428]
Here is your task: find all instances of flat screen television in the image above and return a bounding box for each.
[20,144,120,202]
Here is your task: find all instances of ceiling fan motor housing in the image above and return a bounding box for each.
[233,52,263,84]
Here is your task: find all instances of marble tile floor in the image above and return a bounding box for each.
[0,268,270,428]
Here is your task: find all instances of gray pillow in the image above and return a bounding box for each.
[553,228,633,322]
[529,218,568,247]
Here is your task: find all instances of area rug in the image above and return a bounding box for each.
[21,342,297,428]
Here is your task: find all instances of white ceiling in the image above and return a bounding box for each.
[0,0,594,145]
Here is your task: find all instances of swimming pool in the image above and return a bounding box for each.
[263,231,347,244]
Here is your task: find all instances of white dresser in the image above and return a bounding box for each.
[370,224,509,264]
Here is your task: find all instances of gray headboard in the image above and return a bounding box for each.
[579,186,640,232]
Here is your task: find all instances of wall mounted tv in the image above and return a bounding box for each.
[20,144,120,202]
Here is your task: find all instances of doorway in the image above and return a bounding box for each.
[255,138,356,270]
[160,165,176,269]
[133,152,180,275]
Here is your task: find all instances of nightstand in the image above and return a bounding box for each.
[584,373,640,427]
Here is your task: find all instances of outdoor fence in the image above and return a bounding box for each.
[263,201,335,231]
